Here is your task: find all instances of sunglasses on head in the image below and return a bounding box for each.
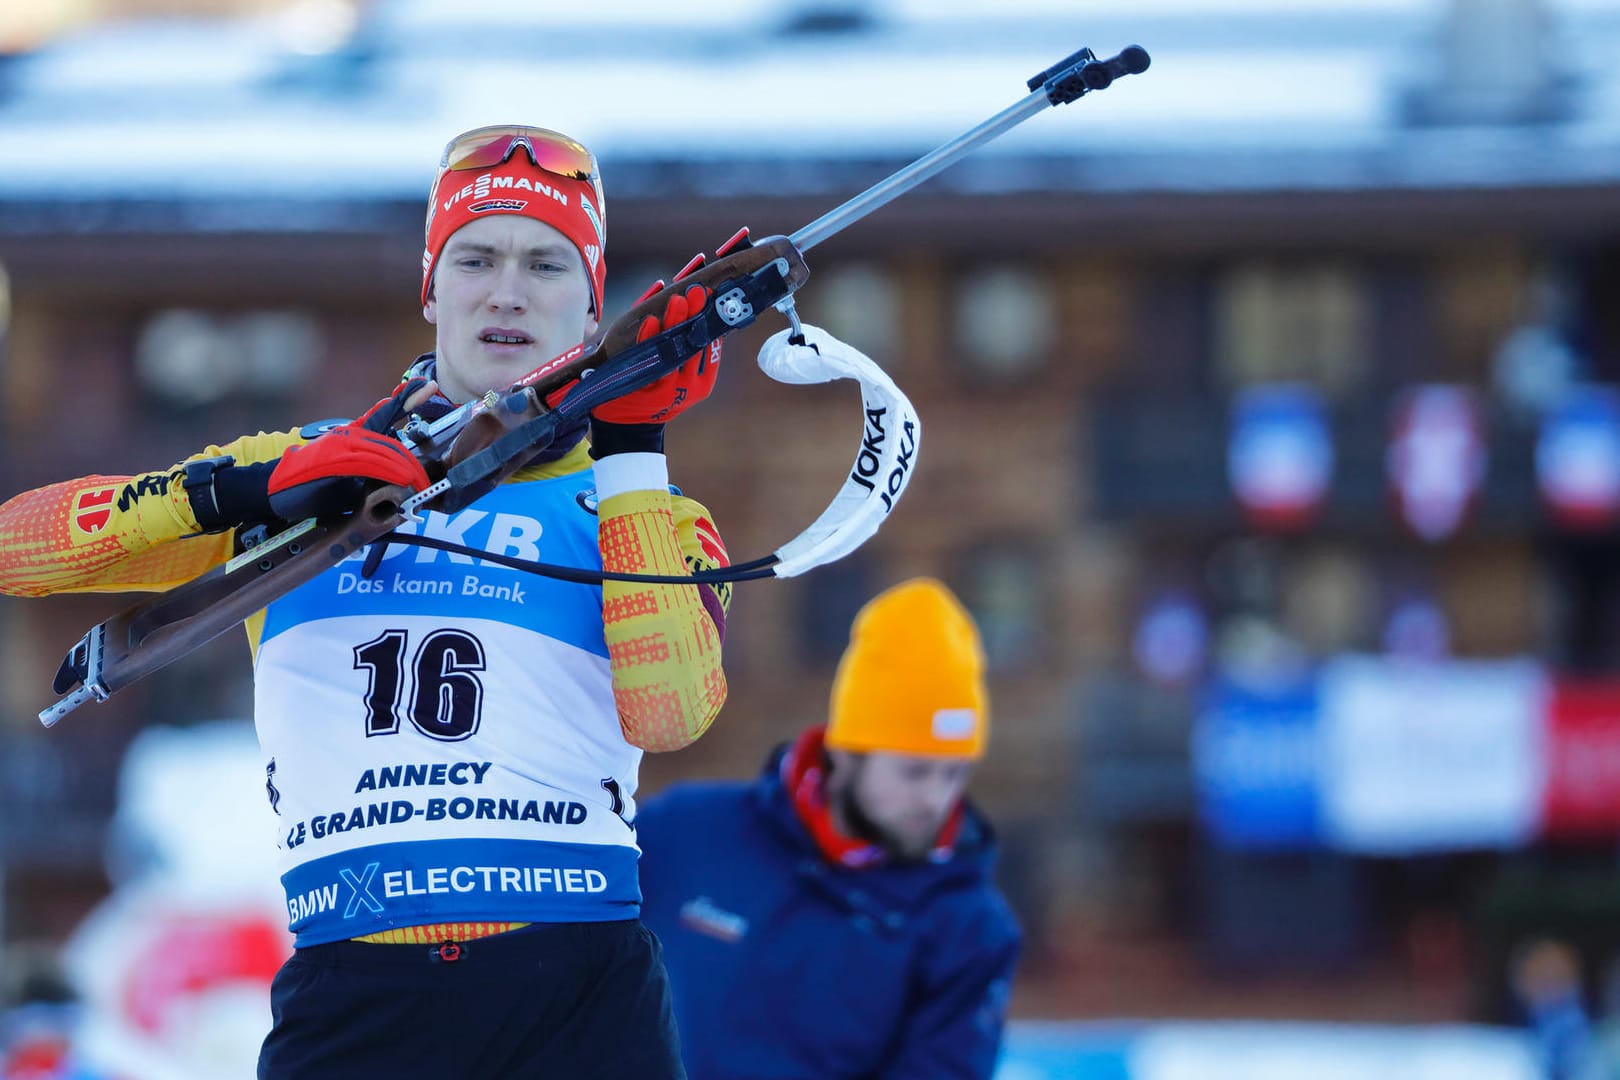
[435,125,604,208]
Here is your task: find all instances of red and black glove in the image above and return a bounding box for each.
[187,378,432,531]
[562,276,721,458]
[594,281,721,427]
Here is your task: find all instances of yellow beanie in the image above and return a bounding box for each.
[825,577,989,760]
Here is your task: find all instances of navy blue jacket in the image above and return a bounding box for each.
[636,746,1022,1080]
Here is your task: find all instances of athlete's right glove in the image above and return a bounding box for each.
[548,277,722,458]
[186,378,433,532]
[591,281,721,429]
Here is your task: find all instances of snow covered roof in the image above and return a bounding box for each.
[0,0,1616,223]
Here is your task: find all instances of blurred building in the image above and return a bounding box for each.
[1,0,1620,1028]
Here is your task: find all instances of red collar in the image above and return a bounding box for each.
[781,726,963,868]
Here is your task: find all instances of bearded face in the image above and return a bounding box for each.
[827,750,973,862]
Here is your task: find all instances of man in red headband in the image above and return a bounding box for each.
[0,125,730,1078]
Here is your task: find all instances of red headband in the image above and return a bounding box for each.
[421,156,606,315]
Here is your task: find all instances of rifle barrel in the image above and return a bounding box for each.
[788,44,1148,253]
[788,90,1050,253]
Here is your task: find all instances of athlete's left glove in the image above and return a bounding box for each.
[186,378,433,532]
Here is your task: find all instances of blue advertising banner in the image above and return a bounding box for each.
[1191,674,1321,850]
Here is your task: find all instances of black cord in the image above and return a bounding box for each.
[363,531,781,585]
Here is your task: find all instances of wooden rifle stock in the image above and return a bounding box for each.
[41,486,412,726]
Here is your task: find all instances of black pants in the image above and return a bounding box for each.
[258,920,685,1079]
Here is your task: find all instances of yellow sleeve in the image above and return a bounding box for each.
[0,429,304,597]
[598,489,731,753]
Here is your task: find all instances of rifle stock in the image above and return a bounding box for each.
[41,486,411,726]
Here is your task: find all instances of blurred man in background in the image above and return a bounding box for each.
[638,576,1022,1080]
[0,124,734,1078]
[1511,938,1599,1080]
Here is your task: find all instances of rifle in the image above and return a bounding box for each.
[40,44,1150,727]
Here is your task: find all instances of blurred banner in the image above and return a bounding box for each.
[1192,674,1321,850]
[1541,680,1620,840]
[1318,657,1544,854]
[1189,658,1620,854]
